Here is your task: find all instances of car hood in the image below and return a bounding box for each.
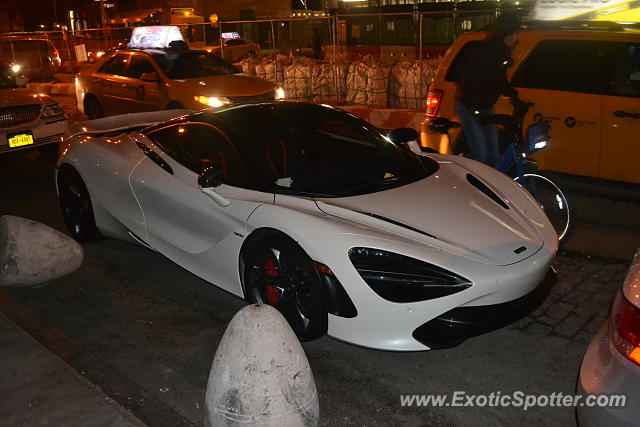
[175,74,275,97]
[0,88,51,108]
[314,166,546,266]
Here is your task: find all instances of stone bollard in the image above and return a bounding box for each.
[204,304,319,427]
[0,215,83,287]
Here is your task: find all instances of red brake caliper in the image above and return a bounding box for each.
[263,257,282,305]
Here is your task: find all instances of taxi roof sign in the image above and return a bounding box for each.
[128,26,185,49]
[221,32,241,39]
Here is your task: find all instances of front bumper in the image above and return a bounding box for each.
[577,322,639,427]
[0,117,67,154]
[303,230,556,351]
[412,268,555,349]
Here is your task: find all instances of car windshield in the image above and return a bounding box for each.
[211,103,439,197]
[152,51,240,79]
[0,71,17,89]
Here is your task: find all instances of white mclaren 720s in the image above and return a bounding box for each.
[55,102,558,351]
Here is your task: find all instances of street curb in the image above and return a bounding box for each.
[0,290,190,426]
[26,82,75,96]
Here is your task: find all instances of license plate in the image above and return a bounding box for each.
[8,133,34,148]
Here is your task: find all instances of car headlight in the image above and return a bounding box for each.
[194,95,230,107]
[275,87,285,100]
[348,247,472,303]
[42,103,65,118]
[11,64,21,74]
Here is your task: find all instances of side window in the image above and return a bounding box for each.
[98,53,130,76]
[511,40,599,94]
[126,55,156,80]
[146,123,255,188]
[226,39,245,47]
[601,42,640,98]
[445,40,482,82]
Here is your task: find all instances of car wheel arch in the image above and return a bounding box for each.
[165,100,185,110]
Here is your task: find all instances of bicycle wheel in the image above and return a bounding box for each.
[515,173,571,242]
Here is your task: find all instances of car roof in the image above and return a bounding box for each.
[0,35,54,42]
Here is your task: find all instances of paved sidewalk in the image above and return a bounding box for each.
[0,313,144,426]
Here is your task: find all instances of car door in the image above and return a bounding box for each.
[122,53,167,112]
[128,121,273,293]
[95,52,132,114]
[598,41,640,184]
[508,39,603,178]
[225,39,246,59]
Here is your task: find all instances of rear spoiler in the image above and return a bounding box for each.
[66,109,190,139]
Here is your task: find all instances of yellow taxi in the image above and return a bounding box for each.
[202,33,260,61]
[422,22,640,184]
[75,27,283,119]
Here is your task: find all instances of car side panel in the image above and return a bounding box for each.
[58,133,147,240]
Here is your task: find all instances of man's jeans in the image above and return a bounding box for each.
[455,102,499,167]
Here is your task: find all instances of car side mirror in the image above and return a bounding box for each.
[198,165,224,188]
[389,127,419,146]
[140,72,161,83]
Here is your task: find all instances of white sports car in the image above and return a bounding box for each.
[56,102,557,351]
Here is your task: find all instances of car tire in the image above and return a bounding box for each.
[57,165,103,243]
[84,96,104,120]
[243,232,328,341]
[166,101,185,110]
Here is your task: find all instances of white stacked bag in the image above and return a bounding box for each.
[284,56,315,100]
[232,53,443,108]
[345,55,392,108]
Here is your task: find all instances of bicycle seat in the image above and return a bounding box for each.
[429,117,460,134]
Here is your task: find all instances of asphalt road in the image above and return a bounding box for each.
[1,130,640,426]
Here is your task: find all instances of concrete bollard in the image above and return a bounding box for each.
[204,304,319,427]
[0,215,83,287]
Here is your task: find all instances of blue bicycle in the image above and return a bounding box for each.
[429,103,572,242]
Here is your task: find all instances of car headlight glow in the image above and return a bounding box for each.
[42,103,65,118]
[348,247,472,303]
[194,95,230,107]
[275,87,285,100]
[11,64,21,74]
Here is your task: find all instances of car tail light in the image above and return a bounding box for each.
[610,291,640,366]
[425,89,442,117]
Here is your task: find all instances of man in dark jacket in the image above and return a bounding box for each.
[455,14,522,166]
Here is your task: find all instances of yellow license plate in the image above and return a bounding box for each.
[8,133,34,148]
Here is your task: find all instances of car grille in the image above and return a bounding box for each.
[0,105,42,129]
[0,133,62,153]
[227,91,275,104]
[36,134,64,145]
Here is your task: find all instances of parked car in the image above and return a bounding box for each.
[75,45,282,119]
[422,21,640,184]
[0,70,66,155]
[0,36,61,81]
[56,102,557,351]
[577,249,640,426]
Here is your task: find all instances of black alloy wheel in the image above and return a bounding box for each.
[85,96,104,120]
[57,166,101,243]
[244,234,328,341]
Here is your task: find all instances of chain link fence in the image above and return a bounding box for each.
[1,8,513,110]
